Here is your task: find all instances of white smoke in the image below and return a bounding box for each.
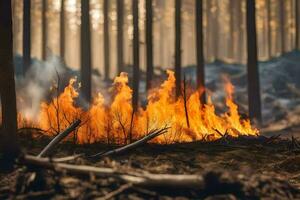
[16,56,66,121]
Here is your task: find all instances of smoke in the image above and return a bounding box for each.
[16,56,66,121]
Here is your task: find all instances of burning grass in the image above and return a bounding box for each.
[18,70,259,144]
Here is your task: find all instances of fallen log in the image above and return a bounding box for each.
[38,119,81,157]
[22,155,204,189]
[89,127,169,158]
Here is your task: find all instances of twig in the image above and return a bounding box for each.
[89,127,169,158]
[183,74,190,128]
[38,119,81,157]
[95,183,132,200]
[21,155,204,189]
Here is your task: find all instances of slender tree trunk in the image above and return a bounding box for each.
[279,0,285,53]
[296,0,299,49]
[23,0,31,75]
[117,0,124,74]
[267,0,272,58]
[175,0,182,98]
[103,0,110,80]
[60,0,65,62]
[229,0,235,60]
[195,0,205,103]
[80,0,92,104]
[237,0,244,62]
[0,0,19,161]
[42,0,47,60]
[145,0,153,91]
[132,0,140,111]
[213,0,219,60]
[246,0,262,122]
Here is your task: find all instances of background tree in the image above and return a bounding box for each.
[117,0,124,74]
[175,0,182,97]
[60,0,65,62]
[103,0,110,80]
[42,0,47,60]
[296,0,299,50]
[279,0,285,53]
[81,0,92,104]
[23,0,31,74]
[145,0,153,91]
[0,0,19,161]
[195,0,205,103]
[132,0,140,111]
[246,0,262,121]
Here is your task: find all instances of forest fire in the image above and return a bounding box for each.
[18,70,258,144]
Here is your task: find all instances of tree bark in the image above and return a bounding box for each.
[246,0,262,122]
[175,0,182,98]
[42,0,47,60]
[60,0,65,62]
[0,0,19,160]
[80,0,92,104]
[145,0,153,91]
[103,0,110,80]
[117,0,124,74]
[195,0,206,103]
[132,0,140,111]
[23,0,31,75]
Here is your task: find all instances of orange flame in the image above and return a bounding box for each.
[19,70,259,144]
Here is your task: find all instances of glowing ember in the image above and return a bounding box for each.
[19,70,259,144]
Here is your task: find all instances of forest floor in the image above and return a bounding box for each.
[1,124,300,199]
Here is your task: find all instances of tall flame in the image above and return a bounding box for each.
[21,70,259,144]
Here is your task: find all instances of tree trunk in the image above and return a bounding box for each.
[213,0,219,60]
[267,0,272,58]
[60,0,65,62]
[42,0,47,60]
[132,0,140,111]
[23,0,31,75]
[229,0,235,60]
[296,0,299,49]
[279,0,285,53]
[117,0,124,74]
[0,0,19,161]
[103,0,110,80]
[246,0,262,122]
[175,0,182,98]
[80,0,92,104]
[145,0,153,91]
[195,0,205,103]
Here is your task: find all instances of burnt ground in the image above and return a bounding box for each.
[1,126,300,199]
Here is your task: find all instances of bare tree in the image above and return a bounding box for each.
[23,0,31,74]
[246,0,262,122]
[103,0,110,80]
[81,0,92,104]
[42,0,47,60]
[195,0,206,103]
[60,0,65,62]
[0,0,19,161]
[132,0,140,111]
[117,0,124,74]
[146,0,153,91]
[175,0,182,98]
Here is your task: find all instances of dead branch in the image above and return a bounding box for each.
[89,127,169,158]
[183,74,190,128]
[38,119,81,157]
[95,183,132,200]
[22,155,204,189]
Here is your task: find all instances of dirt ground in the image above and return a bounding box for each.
[1,125,300,199]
